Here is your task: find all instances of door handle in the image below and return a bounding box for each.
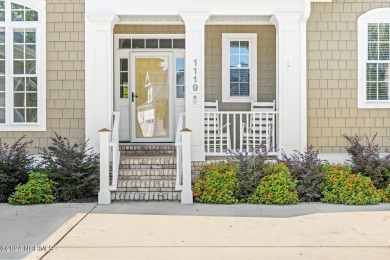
[132,92,138,102]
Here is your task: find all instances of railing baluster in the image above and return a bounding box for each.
[246,113,249,153]
[233,114,236,150]
[207,113,210,154]
[220,113,223,153]
[272,113,276,152]
[239,113,243,152]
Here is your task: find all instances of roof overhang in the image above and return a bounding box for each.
[86,0,332,19]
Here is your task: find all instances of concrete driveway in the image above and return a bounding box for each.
[1,202,389,260]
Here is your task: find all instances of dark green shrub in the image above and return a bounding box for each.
[0,137,33,202]
[8,171,56,205]
[248,164,299,205]
[39,133,99,201]
[193,162,239,204]
[229,150,268,201]
[279,146,325,202]
[344,134,390,189]
[320,164,381,205]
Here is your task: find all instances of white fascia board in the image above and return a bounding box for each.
[86,0,306,16]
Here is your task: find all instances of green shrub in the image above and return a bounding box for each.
[229,150,268,201]
[248,164,299,205]
[8,171,56,205]
[193,162,239,204]
[279,146,325,202]
[0,137,33,202]
[379,184,390,203]
[39,133,99,201]
[344,134,390,189]
[320,164,381,205]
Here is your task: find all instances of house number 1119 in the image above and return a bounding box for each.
[193,59,198,91]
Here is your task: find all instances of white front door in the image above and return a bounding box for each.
[114,48,184,143]
[130,52,174,142]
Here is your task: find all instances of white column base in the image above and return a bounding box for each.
[181,190,194,205]
[98,191,111,205]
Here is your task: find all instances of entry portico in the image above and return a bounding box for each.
[85,0,323,160]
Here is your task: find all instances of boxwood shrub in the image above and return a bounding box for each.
[320,164,381,205]
[248,164,299,205]
[193,162,239,204]
[8,171,56,205]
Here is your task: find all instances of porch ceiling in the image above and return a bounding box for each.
[117,15,273,25]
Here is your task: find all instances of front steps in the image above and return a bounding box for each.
[111,144,181,202]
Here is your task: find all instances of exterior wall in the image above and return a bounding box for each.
[307,0,390,154]
[205,25,276,111]
[0,0,85,153]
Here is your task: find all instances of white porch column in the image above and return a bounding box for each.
[271,14,308,156]
[85,14,119,151]
[181,14,209,161]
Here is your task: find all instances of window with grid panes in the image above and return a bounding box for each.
[358,9,390,108]
[222,34,257,103]
[0,0,45,130]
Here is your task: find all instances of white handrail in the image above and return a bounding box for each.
[109,111,120,191]
[174,112,185,191]
[204,111,279,155]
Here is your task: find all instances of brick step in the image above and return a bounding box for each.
[119,144,176,156]
[119,175,176,181]
[119,168,176,177]
[117,179,176,189]
[111,191,181,201]
[120,156,176,169]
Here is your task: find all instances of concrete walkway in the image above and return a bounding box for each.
[1,202,390,259]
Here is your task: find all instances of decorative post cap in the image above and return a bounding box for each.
[98,128,111,133]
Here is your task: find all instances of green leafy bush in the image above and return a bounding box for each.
[193,162,239,204]
[344,134,390,189]
[0,137,33,202]
[248,164,299,205]
[229,150,268,201]
[379,184,390,203]
[39,133,99,201]
[279,146,325,202]
[320,164,381,205]
[8,171,56,205]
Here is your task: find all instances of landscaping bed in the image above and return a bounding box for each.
[0,133,99,205]
[193,135,390,205]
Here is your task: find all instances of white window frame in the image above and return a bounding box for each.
[358,8,390,109]
[222,33,257,103]
[0,0,46,131]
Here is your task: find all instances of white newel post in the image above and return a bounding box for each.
[98,128,111,204]
[271,14,308,156]
[181,128,193,204]
[181,14,209,161]
[85,14,119,152]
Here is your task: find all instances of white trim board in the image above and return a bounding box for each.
[86,0,310,16]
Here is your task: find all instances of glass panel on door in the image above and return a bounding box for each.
[134,57,170,139]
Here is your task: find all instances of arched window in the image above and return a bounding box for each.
[358,8,390,108]
[0,0,45,130]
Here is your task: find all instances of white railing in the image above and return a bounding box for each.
[174,112,185,191]
[98,111,120,205]
[204,111,279,155]
[109,111,120,191]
